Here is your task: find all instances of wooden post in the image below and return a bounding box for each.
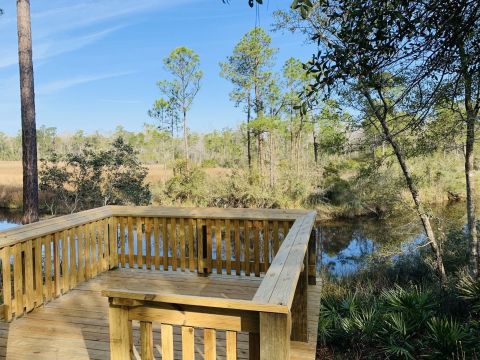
[199,224,210,276]
[109,217,118,270]
[260,312,290,360]
[108,304,131,360]
[308,229,317,285]
[291,255,308,342]
[140,321,154,360]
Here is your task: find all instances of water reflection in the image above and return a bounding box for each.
[0,209,22,231]
[319,202,469,276]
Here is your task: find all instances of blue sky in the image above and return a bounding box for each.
[0,0,312,135]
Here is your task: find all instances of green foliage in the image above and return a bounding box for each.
[320,278,480,359]
[319,224,480,359]
[39,137,151,214]
[158,160,207,205]
[457,272,480,314]
[158,47,203,115]
[208,169,284,208]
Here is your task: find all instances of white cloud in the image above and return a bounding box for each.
[0,26,126,69]
[0,0,199,69]
[30,0,200,36]
[37,71,136,95]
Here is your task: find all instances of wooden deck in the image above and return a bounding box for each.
[0,206,320,359]
[0,269,320,360]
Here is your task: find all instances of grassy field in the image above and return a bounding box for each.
[0,161,231,209]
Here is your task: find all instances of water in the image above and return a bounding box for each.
[0,209,22,231]
[318,202,469,276]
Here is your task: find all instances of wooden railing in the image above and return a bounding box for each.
[108,206,299,276]
[0,207,115,321]
[0,206,317,359]
[103,208,317,360]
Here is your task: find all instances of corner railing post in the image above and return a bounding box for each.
[108,217,118,270]
[199,224,210,276]
[259,312,291,360]
[308,228,317,285]
[108,302,131,360]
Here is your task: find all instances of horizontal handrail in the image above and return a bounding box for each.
[253,211,316,308]
[0,206,309,248]
[102,289,289,314]
[108,205,310,220]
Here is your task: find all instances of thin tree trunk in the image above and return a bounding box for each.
[257,133,263,175]
[313,131,319,164]
[269,131,274,188]
[365,92,447,283]
[183,108,189,166]
[17,0,39,224]
[247,95,252,169]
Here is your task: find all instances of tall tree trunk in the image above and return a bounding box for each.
[365,92,447,283]
[17,0,39,224]
[459,41,479,276]
[465,114,477,275]
[247,95,252,169]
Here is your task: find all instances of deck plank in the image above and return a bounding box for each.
[0,269,320,360]
[1,269,260,359]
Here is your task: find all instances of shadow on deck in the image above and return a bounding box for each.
[0,269,320,359]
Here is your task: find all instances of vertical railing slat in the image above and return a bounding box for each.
[120,217,126,268]
[44,235,52,302]
[162,218,168,270]
[52,234,61,298]
[182,326,195,360]
[254,222,260,276]
[273,221,279,256]
[234,220,241,276]
[197,219,204,274]
[244,220,250,276]
[206,219,212,273]
[161,324,174,360]
[70,228,77,288]
[34,238,42,307]
[77,226,84,283]
[140,321,153,360]
[225,219,231,275]
[188,218,195,272]
[215,219,222,274]
[179,218,186,271]
[226,331,237,360]
[1,247,12,321]
[263,220,269,272]
[62,229,69,292]
[171,218,177,271]
[153,217,160,270]
[24,239,34,311]
[204,328,216,360]
[127,217,134,268]
[145,217,152,270]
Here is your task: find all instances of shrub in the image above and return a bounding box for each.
[160,160,208,205]
[39,137,151,214]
